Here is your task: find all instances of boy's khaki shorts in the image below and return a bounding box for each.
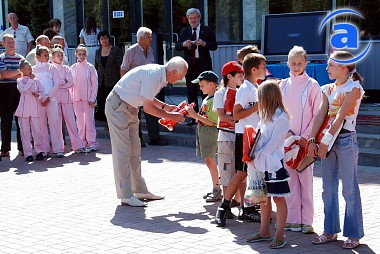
[196,125,218,158]
[217,141,236,186]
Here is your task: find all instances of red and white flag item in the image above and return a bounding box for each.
[242,125,257,163]
[284,135,316,173]
[219,87,236,130]
[158,101,196,131]
[284,135,303,170]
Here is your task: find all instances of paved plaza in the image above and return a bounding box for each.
[0,136,379,254]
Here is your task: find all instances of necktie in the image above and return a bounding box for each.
[191,27,197,64]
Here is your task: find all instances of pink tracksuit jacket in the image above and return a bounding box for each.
[33,61,64,154]
[70,60,99,149]
[15,76,45,157]
[53,62,87,151]
[280,71,322,226]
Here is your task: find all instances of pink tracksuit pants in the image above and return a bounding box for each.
[285,164,314,226]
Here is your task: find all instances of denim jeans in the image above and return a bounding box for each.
[321,132,364,238]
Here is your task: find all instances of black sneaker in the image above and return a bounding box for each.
[25,155,34,162]
[36,152,44,161]
[244,207,261,223]
[225,208,234,219]
[215,207,227,227]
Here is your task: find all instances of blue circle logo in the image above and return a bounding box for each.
[320,9,371,64]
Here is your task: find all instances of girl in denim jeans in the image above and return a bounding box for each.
[308,50,364,249]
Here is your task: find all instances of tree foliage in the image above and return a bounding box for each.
[9,0,50,40]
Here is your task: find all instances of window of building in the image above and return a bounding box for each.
[207,0,240,43]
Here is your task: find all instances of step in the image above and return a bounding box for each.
[356,124,380,134]
[141,131,195,147]
[357,133,380,149]
[358,148,380,167]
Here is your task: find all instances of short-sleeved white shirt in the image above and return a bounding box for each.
[234,80,260,133]
[0,24,34,57]
[113,64,167,108]
[79,28,100,46]
[213,87,235,141]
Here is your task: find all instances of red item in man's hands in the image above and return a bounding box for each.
[158,101,196,131]
[242,125,257,163]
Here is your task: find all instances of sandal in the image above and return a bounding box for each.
[269,238,287,249]
[246,233,272,243]
[343,239,360,249]
[312,233,338,244]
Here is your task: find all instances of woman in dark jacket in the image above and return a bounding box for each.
[95,31,123,122]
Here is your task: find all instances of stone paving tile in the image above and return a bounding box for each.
[0,135,379,254]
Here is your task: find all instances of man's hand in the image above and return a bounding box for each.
[196,39,206,47]
[183,40,193,48]
[32,92,39,98]
[167,111,185,123]
[165,104,178,112]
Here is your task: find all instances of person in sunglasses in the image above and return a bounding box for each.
[0,13,34,57]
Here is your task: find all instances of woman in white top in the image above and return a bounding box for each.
[308,50,364,249]
[79,16,99,65]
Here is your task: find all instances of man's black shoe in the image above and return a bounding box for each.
[215,207,227,227]
[141,142,147,148]
[148,139,168,146]
[36,152,44,161]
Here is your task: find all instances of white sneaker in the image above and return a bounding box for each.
[90,147,98,151]
[121,196,147,207]
[135,192,164,200]
[75,147,91,153]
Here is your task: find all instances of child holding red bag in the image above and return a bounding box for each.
[212,61,244,211]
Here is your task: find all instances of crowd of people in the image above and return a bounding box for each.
[0,7,364,251]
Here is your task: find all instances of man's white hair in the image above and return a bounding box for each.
[186,8,201,17]
[166,56,188,73]
[136,27,152,42]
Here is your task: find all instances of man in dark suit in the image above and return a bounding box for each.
[175,8,217,125]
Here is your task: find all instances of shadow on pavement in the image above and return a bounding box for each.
[111,205,209,234]
[0,151,101,175]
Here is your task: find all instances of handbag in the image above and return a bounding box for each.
[244,163,268,206]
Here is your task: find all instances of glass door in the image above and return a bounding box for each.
[142,0,197,62]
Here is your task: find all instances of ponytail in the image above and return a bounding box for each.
[352,71,364,85]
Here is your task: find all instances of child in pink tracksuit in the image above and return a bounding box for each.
[15,60,45,161]
[279,46,322,233]
[51,46,91,154]
[33,46,65,159]
[70,44,99,151]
